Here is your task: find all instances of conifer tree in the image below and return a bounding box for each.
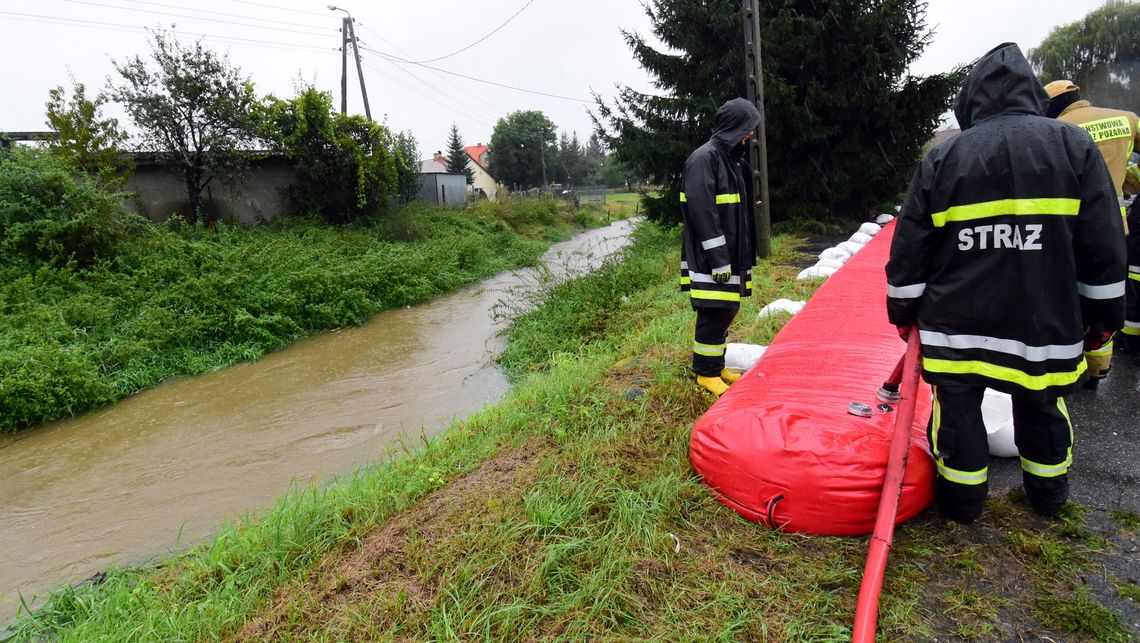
[593,0,962,224]
[444,122,474,184]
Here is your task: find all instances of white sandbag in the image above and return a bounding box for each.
[816,257,845,270]
[875,213,895,225]
[819,246,852,263]
[757,298,806,319]
[981,389,1019,457]
[725,343,767,373]
[837,241,864,256]
[797,264,838,280]
[848,232,873,246]
[858,222,882,237]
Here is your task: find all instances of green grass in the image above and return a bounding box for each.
[8,223,1134,641]
[0,197,607,434]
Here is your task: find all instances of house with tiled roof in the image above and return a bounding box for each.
[463,143,500,200]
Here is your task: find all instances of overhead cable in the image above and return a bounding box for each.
[58,0,334,37]
[411,0,537,64]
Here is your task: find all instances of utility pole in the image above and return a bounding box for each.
[339,16,349,115]
[742,0,772,259]
[346,18,372,121]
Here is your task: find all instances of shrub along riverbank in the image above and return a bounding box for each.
[8,224,1136,640]
[0,187,602,434]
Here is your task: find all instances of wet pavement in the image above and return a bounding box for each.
[989,344,1140,633]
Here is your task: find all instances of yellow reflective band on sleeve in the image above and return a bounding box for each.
[679,192,687,202]
[689,289,742,302]
[745,280,753,290]
[680,276,691,286]
[922,357,1087,390]
[693,341,726,357]
[715,193,742,204]
[936,460,989,485]
[930,198,1080,227]
[1079,116,1132,143]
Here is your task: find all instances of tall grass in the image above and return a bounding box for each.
[0,197,596,434]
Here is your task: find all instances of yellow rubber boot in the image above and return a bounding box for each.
[697,375,730,397]
[720,369,741,384]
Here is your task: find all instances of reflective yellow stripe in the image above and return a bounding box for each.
[1130,272,1140,282]
[690,289,741,302]
[1086,340,1113,357]
[923,357,1087,390]
[931,386,942,458]
[930,198,1080,227]
[680,276,691,286]
[1123,325,1140,336]
[936,460,989,485]
[680,192,742,204]
[1078,116,1132,143]
[1020,398,1075,478]
[745,280,753,290]
[693,341,726,356]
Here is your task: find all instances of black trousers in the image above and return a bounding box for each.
[692,307,738,377]
[928,383,1072,520]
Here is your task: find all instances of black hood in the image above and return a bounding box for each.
[953,43,1048,130]
[710,98,762,150]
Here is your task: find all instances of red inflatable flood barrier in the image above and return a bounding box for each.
[689,222,935,536]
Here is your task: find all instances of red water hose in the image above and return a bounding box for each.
[852,328,922,642]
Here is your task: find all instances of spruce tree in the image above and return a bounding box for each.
[444,122,474,184]
[593,0,962,224]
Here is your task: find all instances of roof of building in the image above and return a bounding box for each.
[420,158,449,174]
[464,144,490,171]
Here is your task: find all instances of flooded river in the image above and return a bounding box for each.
[0,218,637,623]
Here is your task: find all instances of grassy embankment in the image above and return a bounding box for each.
[0,198,606,435]
[10,223,1138,640]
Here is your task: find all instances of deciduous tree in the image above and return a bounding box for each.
[488,110,556,191]
[112,32,261,224]
[45,82,132,188]
[1029,1,1140,108]
[593,0,961,224]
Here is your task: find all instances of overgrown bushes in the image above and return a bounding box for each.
[0,198,600,434]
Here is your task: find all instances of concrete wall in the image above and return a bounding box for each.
[125,156,297,224]
[420,173,468,208]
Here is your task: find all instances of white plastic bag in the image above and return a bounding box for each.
[981,389,1019,457]
[757,298,806,319]
[848,232,873,246]
[797,264,838,280]
[837,241,864,256]
[875,213,895,225]
[725,343,767,373]
[816,257,845,270]
[858,222,882,237]
[819,247,852,263]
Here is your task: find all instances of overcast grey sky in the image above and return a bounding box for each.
[0,0,1113,156]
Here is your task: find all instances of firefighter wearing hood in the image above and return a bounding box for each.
[886,44,1126,523]
[1044,79,1140,383]
[680,97,761,397]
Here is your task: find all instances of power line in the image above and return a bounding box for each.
[0,11,339,53]
[360,46,591,103]
[361,60,493,128]
[412,0,537,64]
[362,53,498,123]
[227,0,330,18]
[57,0,335,38]
[108,0,332,31]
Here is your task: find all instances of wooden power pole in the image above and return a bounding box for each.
[742,0,772,259]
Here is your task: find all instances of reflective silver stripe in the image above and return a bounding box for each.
[680,261,689,270]
[1077,281,1125,299]
[689,272,742,285]
[1020,455,1071,478]
[1128,320,1140,329]
[886,282,926,298]
[919,331,1084,362]
[693,342,726,356]
[1129,264,1140,275]
[701,235,727,250]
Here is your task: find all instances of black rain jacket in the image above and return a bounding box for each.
[886,43,1126,400]
[680,98,760,310]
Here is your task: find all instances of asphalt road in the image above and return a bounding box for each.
[989,343,1140,633]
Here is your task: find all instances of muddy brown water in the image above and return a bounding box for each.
[0,219,637,624]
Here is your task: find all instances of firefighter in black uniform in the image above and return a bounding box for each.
[680,98,760,396]
[887,43,1126,522]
